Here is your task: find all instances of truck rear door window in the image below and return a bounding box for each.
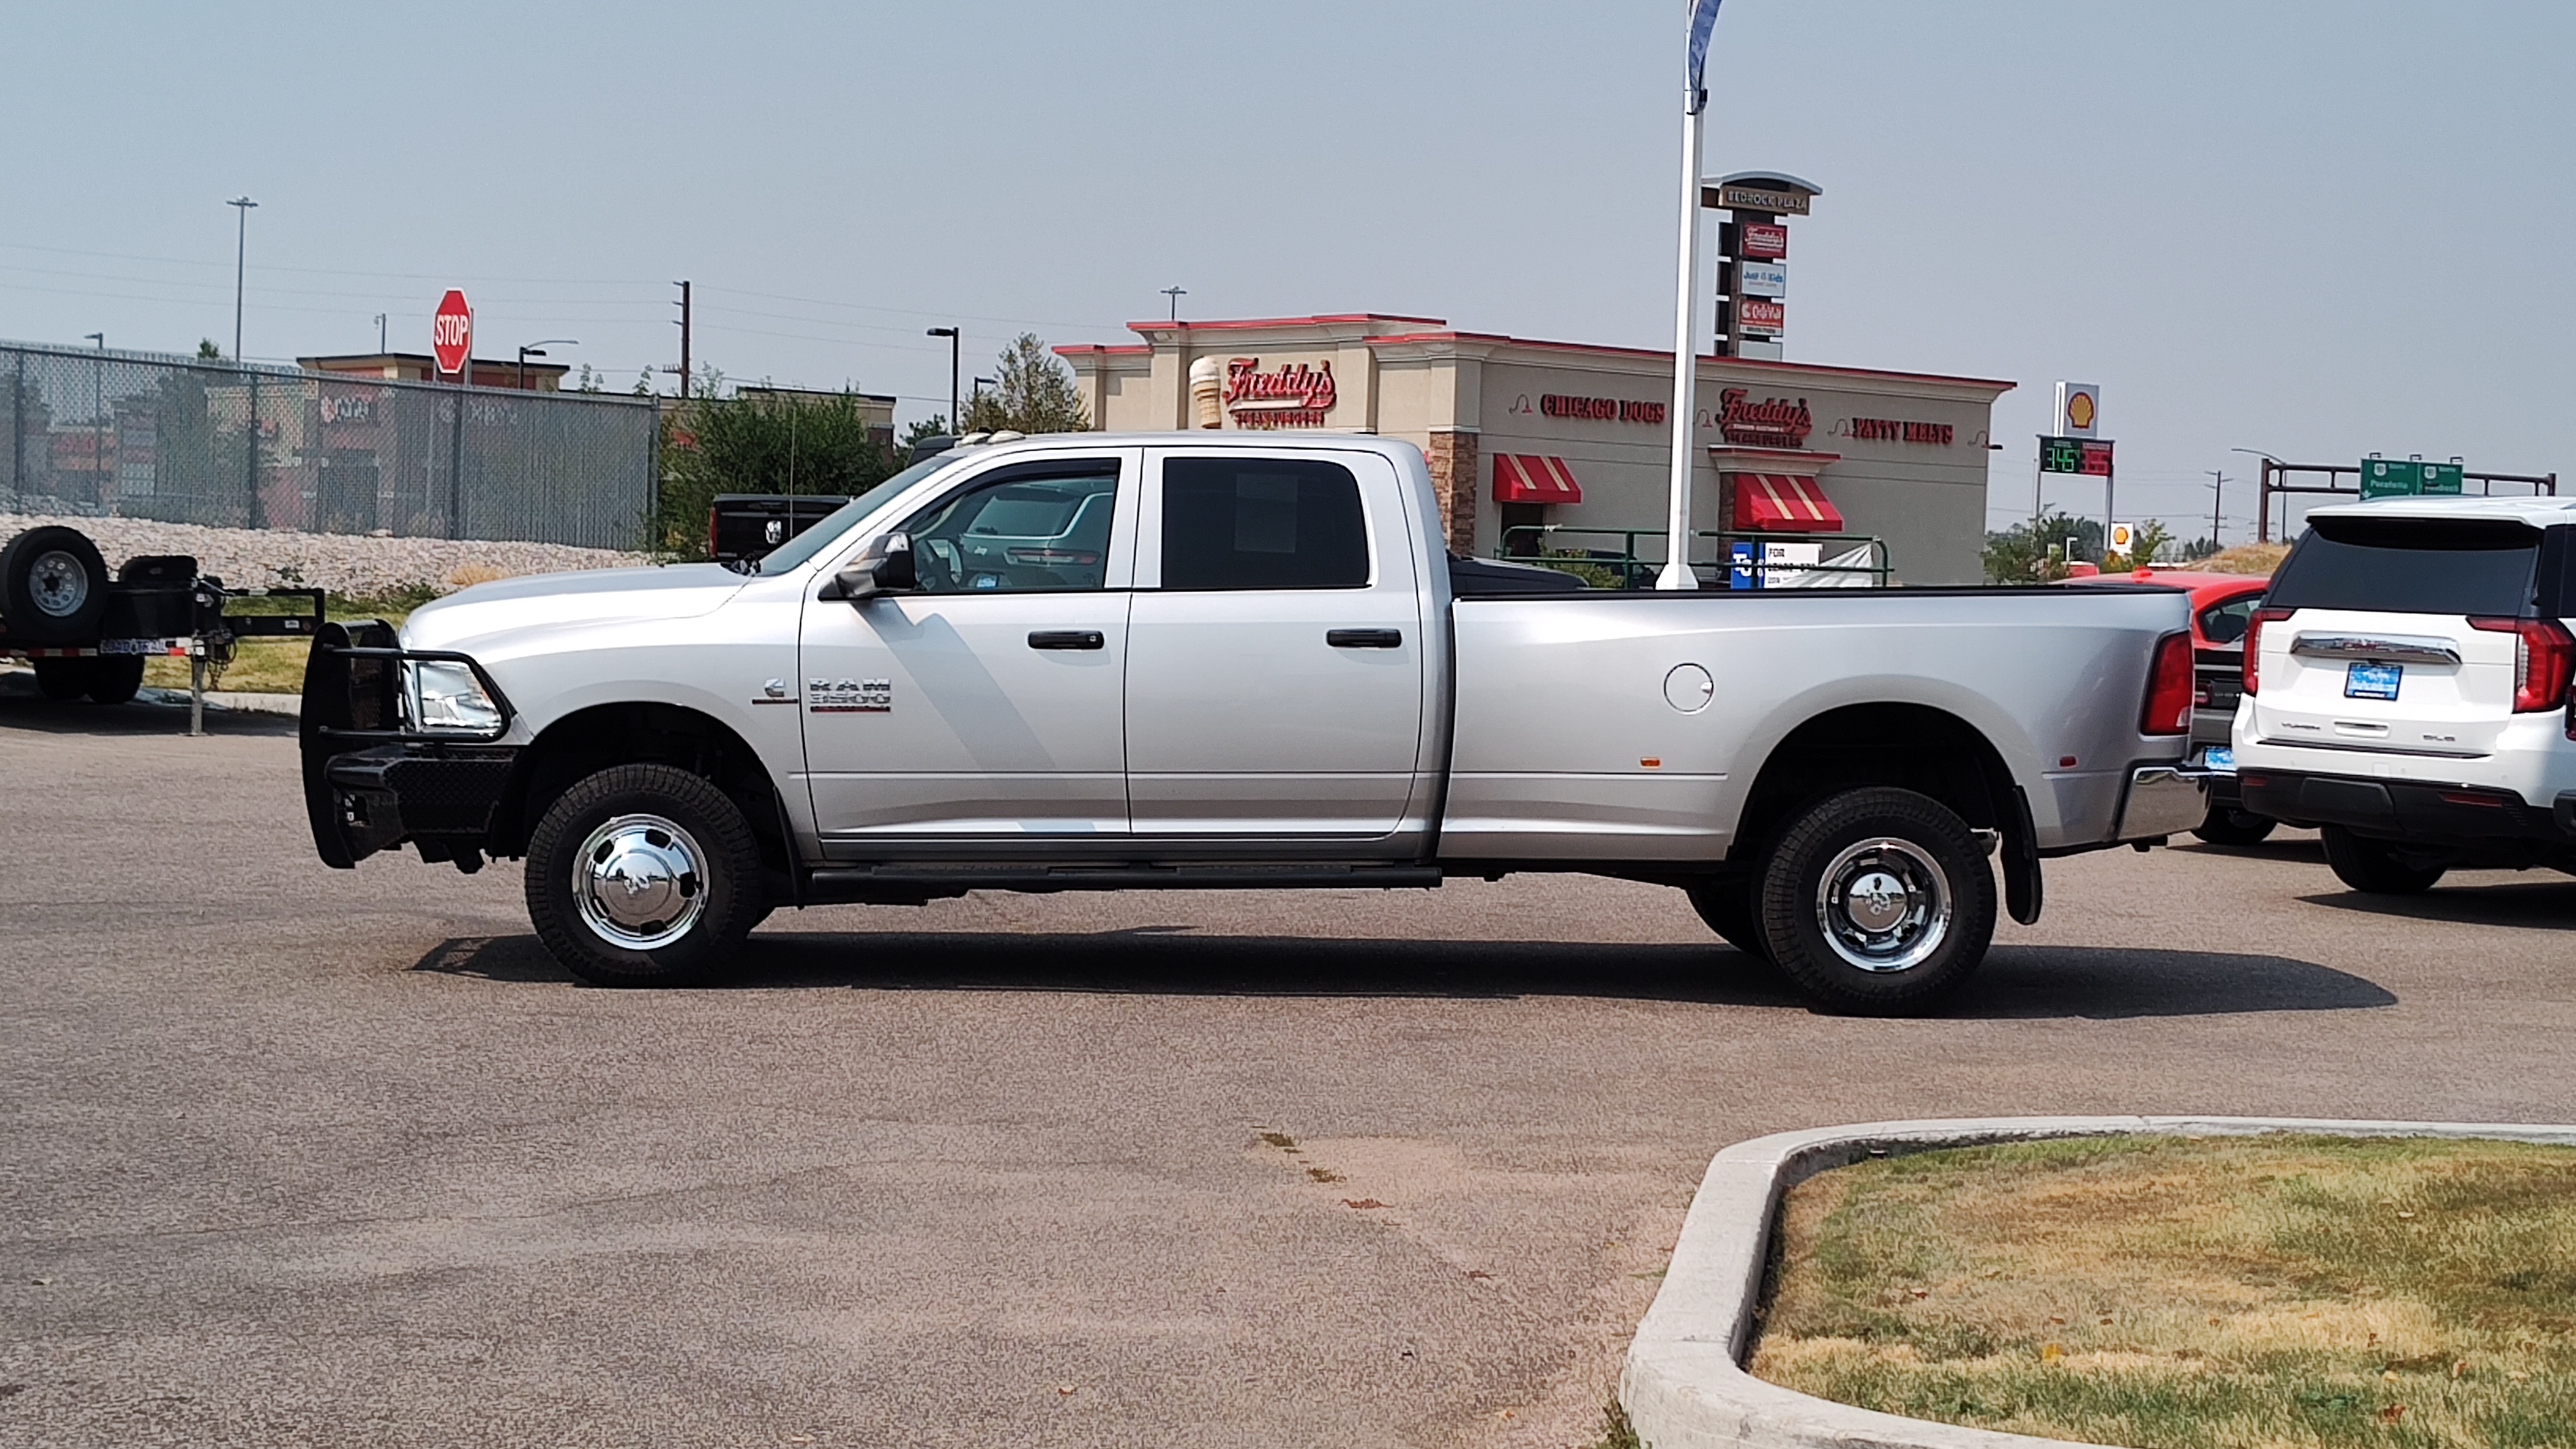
[1161,458,1368,590]
[2267,517,2541,617]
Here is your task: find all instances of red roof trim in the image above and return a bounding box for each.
[1053,344,1150,357]
[1362,330,2014,391]
[1123,312,1448,335]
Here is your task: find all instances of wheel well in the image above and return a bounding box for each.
[1731,704,2019,869]
[491,704,791,878]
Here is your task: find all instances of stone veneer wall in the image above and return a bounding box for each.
[1425,430,1479,557]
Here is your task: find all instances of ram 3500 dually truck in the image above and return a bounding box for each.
[301,433,2204,1013]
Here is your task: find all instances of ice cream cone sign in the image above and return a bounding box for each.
[1189,357,1223,428]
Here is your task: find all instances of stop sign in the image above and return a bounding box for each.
[431,289,473,377]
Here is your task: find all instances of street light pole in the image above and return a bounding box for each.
[226,197,257,363]
[926,326,960,430]
[516,340,577,392]
[2229,447,2284,544]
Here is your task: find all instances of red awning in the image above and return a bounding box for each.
[1492,454,1584,505]
[1732,472,1843,531]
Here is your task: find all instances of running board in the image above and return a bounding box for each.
[804,863,1445,904]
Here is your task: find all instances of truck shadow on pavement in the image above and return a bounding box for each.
[413,931,2393,1020]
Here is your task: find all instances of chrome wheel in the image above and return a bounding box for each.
[1813,836,1951,974]
[29,549,90,618]
[571,812,708,949]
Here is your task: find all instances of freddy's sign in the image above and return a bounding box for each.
[1224,357,1336,429]
[1714,388,1813,449]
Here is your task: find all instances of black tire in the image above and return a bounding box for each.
[2321,825,2446,895]
[1685,875,1769,959]
[84,655,145,705]
[32,657,96,701]
[1,526,111,645]
[1754,787,1997,1016]
[525,763,767,986]
[2191,806,2277,847]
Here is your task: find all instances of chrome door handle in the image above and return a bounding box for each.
[1326,628,1402,648]
[1028,630,1105,650]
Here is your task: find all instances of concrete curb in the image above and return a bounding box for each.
[1619,1115,2576,1449]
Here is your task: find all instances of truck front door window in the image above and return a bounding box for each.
[905,470,1118,593]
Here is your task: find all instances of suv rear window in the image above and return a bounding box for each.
[2267,516,2541,617]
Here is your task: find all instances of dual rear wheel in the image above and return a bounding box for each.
[1689,787,1997,1015]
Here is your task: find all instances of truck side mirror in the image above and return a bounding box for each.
[830,531,916,601]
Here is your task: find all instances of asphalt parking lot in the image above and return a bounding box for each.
[5,695,2574,1449]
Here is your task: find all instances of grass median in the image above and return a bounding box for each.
[1749,1134,2576,1448]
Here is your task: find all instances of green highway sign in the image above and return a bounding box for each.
[2360,458,2465,499]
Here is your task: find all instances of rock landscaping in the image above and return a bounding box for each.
[1,513,643,600]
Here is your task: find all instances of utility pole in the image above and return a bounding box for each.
[2206,470,2226,551]
[1160,286,1186,323]
[226,196,258,362]
[926,326,960,430]
[374,313,387,353]
[671,280,692,398]
[86,333,106,513]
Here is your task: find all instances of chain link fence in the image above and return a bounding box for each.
[0,340,658,550]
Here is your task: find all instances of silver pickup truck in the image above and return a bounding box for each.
[301,433,2203,1013]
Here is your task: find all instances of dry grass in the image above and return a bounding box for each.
[1748,1135,2576,1448]
[140,588,436,695]
[2197,542,2289,576]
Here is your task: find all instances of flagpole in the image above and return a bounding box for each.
[1655,99,1707,591]
[1659,0,1723,590]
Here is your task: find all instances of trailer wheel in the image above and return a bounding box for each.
[86,655,145,705]
[33,657,95,701]
[1,526,111,645]
[525,763,766,987]
[1684,875,1769,960]
[1755,787,1996,1016]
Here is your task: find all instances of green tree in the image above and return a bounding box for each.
[1983,510,2103,583]
[958,333,1089,434]
[197,339,222,361]
[902,415,952,449]
[655,384,897,557]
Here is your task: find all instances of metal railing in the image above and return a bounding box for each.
[1497,525,1894,588]
[0,340,658,550]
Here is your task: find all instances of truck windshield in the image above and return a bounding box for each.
[2267,516,2541,617]
[750,455,960,575]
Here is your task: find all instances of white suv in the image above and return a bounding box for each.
[2235,496,2576,894]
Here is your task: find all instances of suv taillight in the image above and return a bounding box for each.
[2469,616,2575,714]
[2141,630,2194,735]
[708,507,721,561]
[2242,606,2292,696]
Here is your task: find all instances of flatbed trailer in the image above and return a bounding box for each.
[0,524,324,733]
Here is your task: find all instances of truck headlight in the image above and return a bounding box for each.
[404,659,504,735]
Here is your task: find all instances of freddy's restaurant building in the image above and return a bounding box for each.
[1058,314,2012,584]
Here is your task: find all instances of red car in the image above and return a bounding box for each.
[2057,567,2272,842]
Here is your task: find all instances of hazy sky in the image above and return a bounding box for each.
[7,2,2568,539]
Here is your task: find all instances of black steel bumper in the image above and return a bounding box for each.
[299,621,518,868]
[2240,769,2576,848]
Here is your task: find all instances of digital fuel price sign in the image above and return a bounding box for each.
[2041,436,2114,477]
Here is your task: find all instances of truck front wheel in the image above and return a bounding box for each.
[1755,787,1996,1016]
[526,763,767,986]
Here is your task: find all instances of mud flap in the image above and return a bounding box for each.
[2004,785,2044,925]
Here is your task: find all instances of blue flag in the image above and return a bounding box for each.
[1685,0,1725,112]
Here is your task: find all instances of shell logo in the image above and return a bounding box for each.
[2065,391,2097,431]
